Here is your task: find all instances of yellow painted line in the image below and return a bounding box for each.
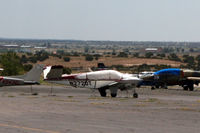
[0,123,60,133]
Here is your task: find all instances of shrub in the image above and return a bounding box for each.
[63,57,70,62]
[23,64,33,71]
[117,52,128,57]
[63,67,72,74]
[85,55,93,61]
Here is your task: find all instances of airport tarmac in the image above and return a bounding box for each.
[0,85,200,133]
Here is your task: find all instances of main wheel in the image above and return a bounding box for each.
[189,85,194,91]
[98,88,107,97]
[183,86,188,91]
[133,93,138,98]
[155,85,159,89]
[111,93,117,97]
[164,86,168,89]
[151,86,155,90]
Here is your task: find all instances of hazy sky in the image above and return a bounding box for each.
[0,0,200,41]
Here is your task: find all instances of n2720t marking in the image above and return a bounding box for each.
[69,80,92,87]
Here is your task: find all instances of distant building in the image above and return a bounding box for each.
[141,48,162,53]
[20,45,31,48]
[34,47,47,49]
[145,48,158,51]
[19,45,32,53]
[3,44,19,48]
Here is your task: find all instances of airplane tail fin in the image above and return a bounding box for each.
[88,67,93,72]
[98,63,106,69]
[22,64,44,82]
[97,63,108,70]
[43,65,63,80]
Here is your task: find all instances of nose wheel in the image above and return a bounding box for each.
[133,93,138,98]
[133,87,138,98]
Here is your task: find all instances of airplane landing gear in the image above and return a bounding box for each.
[183,81,194,91]
[30,85,38,95]
[151,86,155,90]
[111,93,117,97]
[98,88,107,97]
[133,93,138,98]
[133,88,138,98]
[189,86,194,91]
[183,85,188,91]
[188,81,194,91]
[48,84,56,96]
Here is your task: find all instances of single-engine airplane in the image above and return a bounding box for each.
[139,68,200,91]
[43,65,141,98]
[0,64,44,87]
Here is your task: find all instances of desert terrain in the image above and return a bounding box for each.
[39,56,183,68]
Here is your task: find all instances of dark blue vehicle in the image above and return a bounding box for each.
[139,68,200,91]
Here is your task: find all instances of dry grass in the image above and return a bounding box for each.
[39,56,184,71]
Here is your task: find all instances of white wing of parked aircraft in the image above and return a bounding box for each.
[0,64,44,87]
[44,65,141,98]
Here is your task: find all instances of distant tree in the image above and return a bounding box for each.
[0,52,24,76]
[182,54,195,70]
[63,57,70,62]
[138,64,151,71]
[154,64,171,70]
[196,55,200,70]
[133,53,139,57]
[196,55,200,61]
[163,47,174,53]
[168,53,181,62]
[29,56,37,63]
[56,55,62,59]
[65,52,71,56]
[56,50,64,55]
[145,52,153,58]
[112,49,116,55]
[117,52,128,57]
[20,55,28,63]
[111,65,124,71]
[84,47,89,53]
[176,48,180,52]
[123,48,129,53]
[190,48,194,52]
[85,55,94,61]
[183,54,189,59]
[46,42,51,48]
[27,52,33,56]
[94,54,101,60]
[72,52,80,56]
[23,64,33,71]
[183,55,195,64]
[63,67,72,74]
[35,50,49,61]
[157,53,165,58]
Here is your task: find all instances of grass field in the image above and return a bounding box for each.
[39,56,184,70]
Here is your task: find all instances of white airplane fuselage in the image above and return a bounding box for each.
[45,70,141,89]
